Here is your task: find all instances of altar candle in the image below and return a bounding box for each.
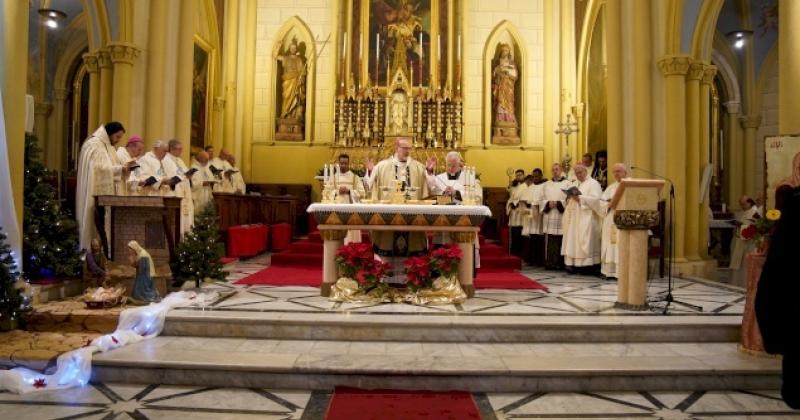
[457,34,461,60]
[343,32,347,56]
[376,33,380,64]
[437,34,441,61]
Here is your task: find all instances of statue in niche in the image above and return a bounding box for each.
[389,90,408,135]
[275,39,306,141]
[491,43,521,145]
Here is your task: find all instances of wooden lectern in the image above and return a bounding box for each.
[610,178,665,310]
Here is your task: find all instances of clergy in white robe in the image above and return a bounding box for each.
[225,155,246,194]
[332,154,367,244]
[204,145,228,193]
[506,169,527,257]
[426,151,483,202]
[165,139,195,235]
[76,122,132,251]
[540,163,572,270]
[191,151,217,213]
[521,169,546,266]
[115,136,143,196]
[598,163,628,278]
[369,138,430,257]
[561,164,603,272]
[729,195,760,286]
[129,142,171,196]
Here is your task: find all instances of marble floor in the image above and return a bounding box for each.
[0,382,797,419]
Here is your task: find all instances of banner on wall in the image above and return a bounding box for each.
[0,88,22,269]
[764,135,800,210]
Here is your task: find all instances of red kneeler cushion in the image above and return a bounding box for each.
[227,224,268,258]
[271,223,292,251]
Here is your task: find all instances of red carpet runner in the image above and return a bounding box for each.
[325,387,480,420]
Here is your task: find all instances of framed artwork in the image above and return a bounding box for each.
[191,40,211,151]
[764,135,800,209]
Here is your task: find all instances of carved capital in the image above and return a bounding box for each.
[572,103,585,119]
[686,62,705,81]
[213,97,225,112]
[657,55,692,77]
[723,101,741,114]
[82,53,99,73]
[701,64,717,85]
[320,230,348,241]
[34,102,53,116]
[614,210,660,230]
[449,231,476,243]
[97,50,113,69]
[739,114,762,129]
[107,42,141,65]
[54,88,69,101]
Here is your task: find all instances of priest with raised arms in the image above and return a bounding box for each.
[599,163,628,279]
[369,138,430,282]
[76,122,136,251]
[561,164,603,274]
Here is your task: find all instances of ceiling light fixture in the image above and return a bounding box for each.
[38,8,67,29]
[726,30,753,50]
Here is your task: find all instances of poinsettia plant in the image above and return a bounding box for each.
[335,243,391,292]
[404,244,463,291]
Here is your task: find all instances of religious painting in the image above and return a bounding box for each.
[369,0,432,87]
[274,37,308,141]
[191,42,210,151]
[764,135,800,210]
[491,41,521,145]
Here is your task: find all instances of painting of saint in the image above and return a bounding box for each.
[191,43,209,150]
[370,0,431,86]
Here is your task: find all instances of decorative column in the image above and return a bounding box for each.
[50,88,69,171]
[175,0,196,161]
[222,0,239,155]
[144,0,170,145]
[82,53,101,131]
[320,230,347,297]
[698,65,717,258]
[779,0,800,134]
[605,0,623,164]
[108,42,141,127]
[723,101,743,206]
[684,62,704,261]
[631,0,652,170]
[657,55,691,262]
[33,101,52,159]
[240,0,257,179]
[97,49,114,124]
[614,210,661,310]
[739,114,762,197]
[449,231,476,298]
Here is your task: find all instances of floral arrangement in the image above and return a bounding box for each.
[741,209,781,250]
[403,244,462,291]
[335,243,392,293]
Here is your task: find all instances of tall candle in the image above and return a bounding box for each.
[457,34,461,60]
[376,33,380,64]
[419,32,423,57]
[437,34,441,61]
[343,32,347,56]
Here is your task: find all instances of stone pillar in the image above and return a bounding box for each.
[320,230,347,297]
[82,53,101,131]
[222,0,239,157]
[779,0,800,134]
[97,49,114,124]
[450,231,476,298]
[631,0,652,170]
[698,65,717,259]
[175,0,196,162]
[240,0,257,180]
[108,42,141,127]
[614,210,660,310]
[723,101,743,206]
[605,0,623,164]
[33,101,52,158]
[739,114,762,197]
[657,56,691,262]
[684,62,704,261]
[144,0,170,145]
[50,88,69,171]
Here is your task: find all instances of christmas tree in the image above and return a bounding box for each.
[23,134,84,280]
[170,203,227,287]
[0,227,22,328]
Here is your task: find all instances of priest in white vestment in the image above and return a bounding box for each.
[540,163,571,270]
[521,169,546,266]
[506,169,527,257]
[76,122,134,251]
[225,154,246,194]
[115,135,144,196]
[129,141,171,196]
[369,138,430,276]
[599,163,628,279]
[332,154,367,244]
[561,164,603,273]
[165,140,195,235]
[191,151,217,213]
[204,145,228,193]
[729,195,760,286]
[567,153,594,182]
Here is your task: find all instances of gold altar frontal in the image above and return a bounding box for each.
[307,203,492,298]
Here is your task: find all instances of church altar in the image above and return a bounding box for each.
[307,203,492,298]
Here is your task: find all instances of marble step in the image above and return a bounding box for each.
[91,337,781,392]
[162,310,742,343]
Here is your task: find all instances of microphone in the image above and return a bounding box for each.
[629,166,675,195]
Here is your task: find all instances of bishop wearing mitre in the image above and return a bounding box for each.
[561,164,603,274]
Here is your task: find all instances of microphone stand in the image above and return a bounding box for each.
[630,166,703,315]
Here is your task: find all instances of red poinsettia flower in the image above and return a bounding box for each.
[33,378,47,389]
[741,224,757,240]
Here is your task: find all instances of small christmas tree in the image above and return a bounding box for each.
[171,203,227,287]
[0,227,22,329]
[23,134,84,280]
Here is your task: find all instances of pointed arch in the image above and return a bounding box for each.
[576,0,605,152]
[268,16,317,144]
[711,32,741,107]
[482,20,527,147]
[690,0,724,60]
